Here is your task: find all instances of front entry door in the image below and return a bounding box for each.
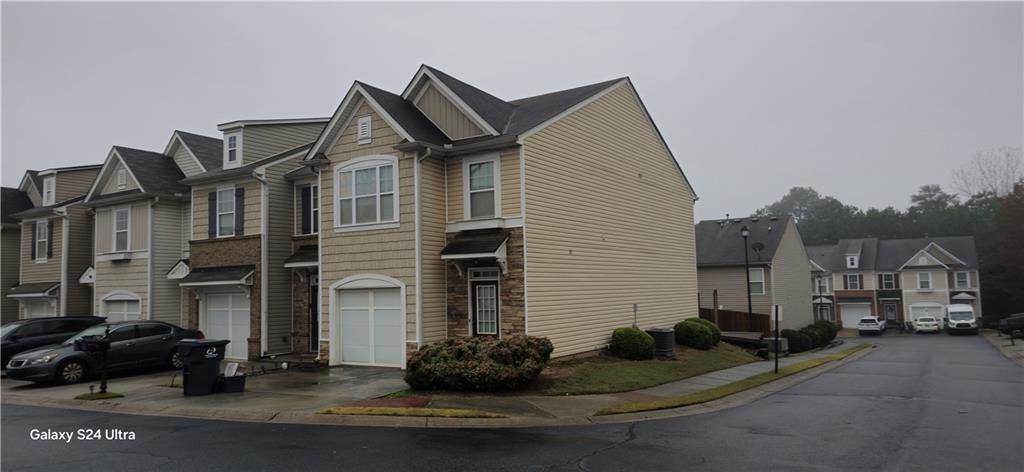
[471,281,499,336]
[308,275,319,353]
[883,302,899,323]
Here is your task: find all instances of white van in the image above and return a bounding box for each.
[944,304,978,335]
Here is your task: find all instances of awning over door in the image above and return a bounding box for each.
[441,229,509,274]
[952,292,977,301]
[7,281,60,299]
[284,245,319,268]
[178,265,254,287]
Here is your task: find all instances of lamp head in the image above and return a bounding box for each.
[740,225,750,238]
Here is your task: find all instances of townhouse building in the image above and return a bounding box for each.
[806,236,981,328]
[7,165,101,317]
[1,187,34,323]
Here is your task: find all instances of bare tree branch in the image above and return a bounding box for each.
[952,147,1024,197]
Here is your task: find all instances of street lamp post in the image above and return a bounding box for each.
[741,226,754,332]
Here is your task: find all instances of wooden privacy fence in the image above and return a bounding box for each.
[699,307,771,336]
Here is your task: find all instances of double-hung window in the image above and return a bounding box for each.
[217,188,236,237]
[845,274,861,290]
[35,220,48,261]
[335,157,397,228]
[113,208,129,252]
[815,276,829,294]
[224,134,241,168]
[309,185,319,233]
[954,271,969,289]
[880,273,897,290]
[917,272,932,289]
[42,177,55,205]
[465,156,499,220]
[748,268,765,295]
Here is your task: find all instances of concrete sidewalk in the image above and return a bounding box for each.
[981,329,1024,366]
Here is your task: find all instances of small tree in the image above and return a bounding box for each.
[952,147,1024,198]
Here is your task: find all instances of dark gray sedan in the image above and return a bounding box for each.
[5,320,200,384]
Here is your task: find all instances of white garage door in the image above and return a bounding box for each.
[23,300,54,318]
[103,300,141,322]
[840,304,871,328]
[205,293,250,359]
[910,305,944,322]
[339,288,403,366]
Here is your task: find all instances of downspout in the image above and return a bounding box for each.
[254,172,269,356]
[58,210,69,316]
[414,147,433,347]
[148,197,159,321]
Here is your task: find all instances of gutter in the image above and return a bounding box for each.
[254,171,269,357]
[395,135,520,157]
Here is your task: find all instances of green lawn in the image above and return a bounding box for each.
[539,342,759,396]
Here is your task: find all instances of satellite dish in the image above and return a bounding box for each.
[752,242,765,253]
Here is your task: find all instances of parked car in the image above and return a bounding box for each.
[1,316,106,367]
[858,316,887,335]
[913,316,942,334]
[5,321,201,384]
[944,304,978,335]
[997,313,1024,336]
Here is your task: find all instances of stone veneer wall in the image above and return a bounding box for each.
[445,227,525,338]
[187,235,262,359]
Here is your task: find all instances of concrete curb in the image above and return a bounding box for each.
[2,344,877,429]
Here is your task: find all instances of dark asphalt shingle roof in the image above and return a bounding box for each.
[695,216,792,267]
[10,195,86,219]
[179,265,255,285]
[284,245,318,265]
[180,142,313,185]
[358,82,450,144]
[8,281,60,296]
[176,131,224,171]
[806,245,835,272]
[23,170,42,194]
[424,66,516,132]
[441,229,509,256]
[807,236,977,272]
[114,147,189,197]
[2,187,33,225]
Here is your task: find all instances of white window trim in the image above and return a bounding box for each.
[34,220,48,262]
[815,276,830,294]
[216,186,236,238]
[42,176,56,206]
[224,133,242,169]
[917,272,933,290]
[845,274,861,290]
[954,271,970,289]
[333,155,399,231]
[748,267,766,295]
[112,207,131,253]
[357,116,372,145]
[469,267,501,336]
[846,255,859,269]
[102,291,142,321]
[463,153,501,221]
[880,273,897,290]
[116,169,127,189]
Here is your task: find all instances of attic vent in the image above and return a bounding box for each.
[117,169,127,189]
[357,116,372,144]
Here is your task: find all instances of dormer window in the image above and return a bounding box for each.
[116,169,127,189]
[42,176,55,206]
[357,116,372,145]
[846,255,859,269]
[224,133,241,168]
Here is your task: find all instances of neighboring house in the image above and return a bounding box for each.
[7,165,101,317]
[806,237,981,328]
[1,187,34,323]
[302,64,697,367]
[695,216,814,331]
[82,136,212,324]
[807,244,836,322]
[177,118,326,360]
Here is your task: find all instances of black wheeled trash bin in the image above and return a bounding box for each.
[176,339,230,396]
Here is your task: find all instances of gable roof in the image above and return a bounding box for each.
[695,216,794,267]
[1,187,33,226]
[180,142,313,185]
[809,236,978,272]
[806,244,836,273]
[358,82,450,144]
[175,131,224,171]
[417,65,515,133]
[20,170,42,194]
[113,147,189,197]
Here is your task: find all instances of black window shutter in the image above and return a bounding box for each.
[300,186,312,235]
[858,274,864,288]
[843,276,848,290]
[878,274,883,288]
[30,222,37,259]
[46,221,53,258]
[207,192,217,238]
[894,276,900,289]
[235,187,245,234]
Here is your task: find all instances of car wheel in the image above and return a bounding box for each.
[168,351,184,370]
[56,359,87,385]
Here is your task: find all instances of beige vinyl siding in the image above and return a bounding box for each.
[902,269,948,291]
[767,220,814,330]
[522,84,697,357]
[191,181,261,240]
[1,228,22,323]
[834,272,875,290]
[63,205,94,315]
[698,266,772,316]
[25,185,42,207]
[292,177,317,235]
[94,258,148,318]
[172,142,204,177]
[149,202,185,324]
[239,123,325,165]
[264,158,304,354]
[94,204,149,254]
[904,251,946,269]
[99,160,140,195]
[319,102,418,349]
[414,84,485,139]
[54,168,100,202]
[446,147,521,222]
[420,157,447,343]
[20,218,61,283]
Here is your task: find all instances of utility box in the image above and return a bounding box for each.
[645,328,675,358]
[762,337,789,355]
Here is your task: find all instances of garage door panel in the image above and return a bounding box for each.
[910,305,943,321]
[373,308,403,365]
[341,290,370,308]
[339,288,403,366]
[204,292,250,360]
[341,309,372,363]
[841,305,871,328]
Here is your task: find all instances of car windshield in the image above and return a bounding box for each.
[917,317,936,323]
[62,324,110,345]
[0,322,26,338]
[949,311,973,321]
[859,318,877,324]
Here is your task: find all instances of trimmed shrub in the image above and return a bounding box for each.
[683,318,721,345]
[404,335,554,391]
[609,327,656,360]
[813,320,838,341]
[674,321,715,350]
[782,329,812,353]
[800,326,828,348]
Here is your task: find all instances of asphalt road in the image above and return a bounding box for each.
[2,334,1022,471]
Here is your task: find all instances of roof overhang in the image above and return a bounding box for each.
[400,66,500,137]
[217,117,330,132]
[79,266,95,285]
[178,266,254,287]
[166,260,191,280]
[305,83,416,162]
[85,148,146,203]
[180,143,312,186]
[952,293,977,301]
[284,261,318,269]
[7,282,60,299]
[441,231,509,275]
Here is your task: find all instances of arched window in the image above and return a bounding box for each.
[333,155,399,231]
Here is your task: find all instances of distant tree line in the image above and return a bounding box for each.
[754,147,1024,319]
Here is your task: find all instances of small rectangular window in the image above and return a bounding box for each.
[116,169,127,189]
[845,274,861,290]
[310,185,319,233]
[217,188,235,237]
[467,160,497,219]
[113,208,129,252]
[227,135,238,162]
[35,220,48,260]
[955,271,969,289]
[357,116,372,144]
[880,273,896,290]
[748,268,765,295]
[42,177,55,205]
[846,255,858,269]
[917,272,931,289]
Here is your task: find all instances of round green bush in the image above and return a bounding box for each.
[674,321,715,350]
[782,329,812,353]
[609,327,655,360]
[404,335,554,391]
[813,320,838,341]
[683,318,721,345]
[799,326,828,348]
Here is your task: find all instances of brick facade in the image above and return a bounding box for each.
[290,269,316,354]
[187,235,262,359]
[445,228,526,338]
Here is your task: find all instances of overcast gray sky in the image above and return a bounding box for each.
[3,2,1021,220]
